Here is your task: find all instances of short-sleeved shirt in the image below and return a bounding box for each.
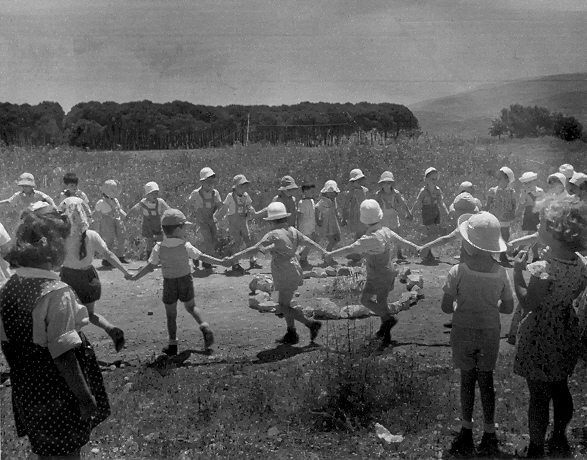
[62,229,110,269]
[347,226,398,283]
[0,223,12,285]
[149,237,202,279]
[95,197,122,216]
[57,189,90,206]
[519,187,544,207]
[486,186,517,226]
[443,262,513,329]
[224,192,254,216]
[0,267,89,359]
[188,187,222,210]
[5,190,55,211]
[297,198,316,235]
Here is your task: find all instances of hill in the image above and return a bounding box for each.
[410,73,587,137]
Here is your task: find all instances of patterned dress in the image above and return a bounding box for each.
[514,257,587,381]
[0,274,109,456]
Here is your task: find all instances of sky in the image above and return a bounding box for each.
[1,0,586,112]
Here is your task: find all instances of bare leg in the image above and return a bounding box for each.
[164,302,178,342]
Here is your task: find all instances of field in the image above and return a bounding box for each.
[1,136,587,459]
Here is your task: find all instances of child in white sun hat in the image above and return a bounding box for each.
[297,180,319,269]
[411,167,449,263]
[272,175,299,227]
[375,171,413,260]
[125,181,171,259]
[442,211,514,457]
[226,201,327,345]
[94,179,128,265]
[0,173,56,227]
[569,172,587,201]
[215,174,265,275]
[342,168,369,239]
[316,180,342,265]
[559,163,575,181]
[546,172,569,198]
[485,166,517,266]
[326,199,420,348]
[449,182,482,221]
[188,167,223,270]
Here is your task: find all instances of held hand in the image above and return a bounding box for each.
[79,395,97,423]
[124,272,134,281]
[222,257,233,267]
[406,212,414,222]
[513,250,528,271]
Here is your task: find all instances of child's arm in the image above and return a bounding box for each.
[214,202,228,222]
[103,250,133,278]
[512,251,550,315]
[327,242,358,259]
[409,189,423,216]
[420,229,459,251]
[131,263,156,281]
[225,242,264,265]
[298,232,327,255]
[398,193,413,220]
[199,253,225,266]
[389,230,421,252]
[441,293,455,314]
[509,232,538,248]
[438,189,449,219]
[124,202,141,221]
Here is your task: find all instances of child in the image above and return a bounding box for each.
[449,181,482,221]
[188,167,223,270]
[375,171,413,260]
[516,171,543,260]
[56,172,90,207]
[0,173,56,220]
[485,166,517,266]
[326,199,421,347]
[410,167,449,263]
[297,182,319,268]
[125,181,170,259]
[512,195,587,458]
[225,202,326,345]
[546,172,568,198]
[0,221,11,286]
[316,180,342,265]
[131,209,219,355]
[441,211,514,457]
[559,163,575,188]
[569,172,587,201]
[272,175,299,227]
[215,174,264,275]
[59,197,131,352]
[94,180,128,265]
[342,168,369,239]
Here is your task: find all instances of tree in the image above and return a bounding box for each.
[489,118,507,139]
[552,113,583,141]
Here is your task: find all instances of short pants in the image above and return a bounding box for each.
[60,266,101,304]
[162,274,194,304]
[450,326,500,371]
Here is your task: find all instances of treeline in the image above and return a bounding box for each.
[0,100,419,150]
[489,104,584,141]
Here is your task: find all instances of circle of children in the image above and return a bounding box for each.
[0,162,586,458]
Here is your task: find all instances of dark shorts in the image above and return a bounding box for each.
[450,326,500,371]
[163,275,194,304]
[422,204,441,226]
[60,266,101,304]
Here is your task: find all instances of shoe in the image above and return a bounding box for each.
[193,260,200,269]
[202,262,214,270]
[396,251,406,260]
[108,327,126,352]
[378,317,398,346]
[200,325,214,350]
[477,432,499,457]
[102,259,112,268]
[443,321,453,329]
[227,264,246,276]
[525,442,545,458]
[118,257,129,264]
[162,344,178,356]
[276,329,299,345]
[249,260,263,270]
[449,427,475,457]
[546,431,571,457]
[299,259,312,270]
[308,321,322,342]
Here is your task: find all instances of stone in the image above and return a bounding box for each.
[249,274,273,294]
[248,291,271,309]
[311,268,328,278]
[309,297,341,320]
[340,304,374,319]
[267,426,280,437]
[398,268,411,284]
[325,266,337,277]
[406,274,424,290]
[337,267,352,276]
[257,301,278,313]
[303,270,317,279]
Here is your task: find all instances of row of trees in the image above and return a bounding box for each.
[489,104,583,141]
[0,100,420,149]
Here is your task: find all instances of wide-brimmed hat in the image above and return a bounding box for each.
[458,212,507,253]
[232,174,250,188]
[349,169,365,182]
[278,175,298,191]
[263,202,291,221]
[144,181,159,195]
[321,180,340,194]
[100,180,120,198]
[559,164,575,179]
[459,181,474,192]
[569,172,587,187]
[360,199,383,225]
[28,201,56,216]
[547,172,567,186]
[499,166,515,184]
[450,192,480,216]
[424,167,437,178]
[519,172,538,183]
[161,209,192,226]
[378,171,395,183]
[199,167,216,181]
[17,173,36,187]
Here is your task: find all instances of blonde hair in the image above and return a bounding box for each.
[536,194,586,252]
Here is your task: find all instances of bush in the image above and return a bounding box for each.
[553,113,583,142]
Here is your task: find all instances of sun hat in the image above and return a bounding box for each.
[459,181,474,192]
[28,201,56,216]
[499,166,515,184]
[17,173,36,187]
[320,180,340,194]
[547,172,567,186]
[378,171,395,183]
[424,167,437,178]
[569,172,587,187]
[144,181,159,195]
[349,169,366,182]
[161,209,192,226]
[559,164,575,180]
[457,211,507,253]
[519,172,538,183]
[359,199,383,225]
[263,202,291,221]
[450,192,480,215]
[278,175,299,191]
[232,174,250,188]
[199,167,216,181]
[100,180,120,198]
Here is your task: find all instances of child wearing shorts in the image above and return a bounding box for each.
[131,209,220,356]
[226,202,326,345]
[56,172,90,207]
[125,181,170,259]
[94,180,128,264]
[316,180,341,265]
[441,211,514,457]
[326,199,420,347]
[59,197,131,352]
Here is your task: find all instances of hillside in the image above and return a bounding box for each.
[411,73,587,137]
